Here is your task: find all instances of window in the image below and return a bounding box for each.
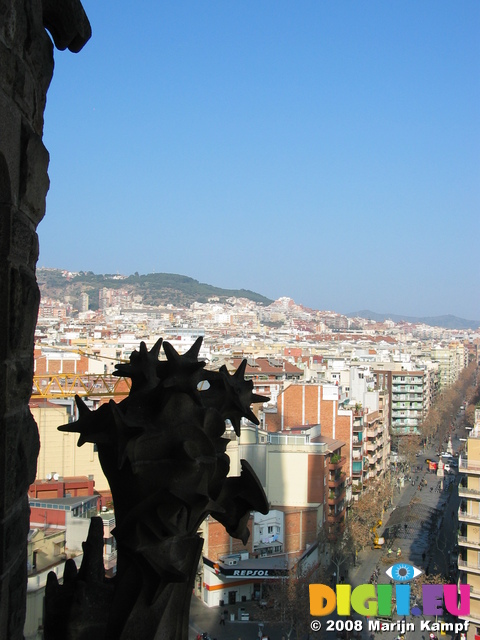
[268,526,273,534]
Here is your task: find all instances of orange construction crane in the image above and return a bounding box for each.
[33,342,132,399]
[31,373,131,400]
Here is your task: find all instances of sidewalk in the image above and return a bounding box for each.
[349,448,460,640]
[189,597,285,640]
[189,440,462,640]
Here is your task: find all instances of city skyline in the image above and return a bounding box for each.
[39,1,480,319]
[39,267,480,329]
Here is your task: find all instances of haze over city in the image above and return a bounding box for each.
[39,1,480,320]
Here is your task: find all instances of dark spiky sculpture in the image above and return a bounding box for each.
[44,337,269,640]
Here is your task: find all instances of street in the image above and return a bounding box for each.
[189,417,466,640]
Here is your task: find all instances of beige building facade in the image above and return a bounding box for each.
[31,401,109,491]
[458,408,480,637]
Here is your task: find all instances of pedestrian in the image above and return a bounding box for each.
[219,611,226,626]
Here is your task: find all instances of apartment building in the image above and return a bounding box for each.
[34,345,89,375]
[200,425,346,606]
[350,400,391,494]
[421,361,440,415]
[230,355,304,407]
[79,292,89,313]
[30,400,110,492]
[263,382,353,485]
[374,367,427,436]
[25,482,115,640]
[430,343,467,389]
[458,408,480,638]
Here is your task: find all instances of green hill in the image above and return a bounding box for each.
[37,268,273,310]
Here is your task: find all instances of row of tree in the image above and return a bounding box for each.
[259,360,480,638]
[421,361,479,448]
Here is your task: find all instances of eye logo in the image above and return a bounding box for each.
[386,563,423,582]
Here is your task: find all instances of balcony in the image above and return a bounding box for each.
[392,386,423,394]
[327,509,345,524]
[469,585,480,601]
[368,453,377,465]
[391,410,422,418]
[391,426,420,436]
[460,460,480,475]
[101,514,116,537]
[104,550,117,571]
[458,509,480,524]
[328,489,346,505]
[329,456,346,470]
[458,558,480,576]
[329,473,346,489]
[458,536,480,550]
[458,486,480,499]
[353,426,364,435]
[392,418,420,426]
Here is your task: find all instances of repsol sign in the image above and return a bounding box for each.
[231,569,270,577]
[203,557,287,578]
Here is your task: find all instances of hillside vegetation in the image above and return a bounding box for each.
[37,269,273,309]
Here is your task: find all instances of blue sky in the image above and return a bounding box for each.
[40,1,480,320]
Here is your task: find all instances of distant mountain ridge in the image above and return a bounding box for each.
[348,309,479,330]
[37,268,273,309]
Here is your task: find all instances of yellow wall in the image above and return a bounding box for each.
[468,439,480,461]
[266,450,308,505]
[32,405,109,491]
[28,529,65,574]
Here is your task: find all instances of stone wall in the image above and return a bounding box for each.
[0,2,90,637]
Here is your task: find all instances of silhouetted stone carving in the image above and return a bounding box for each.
[47,338,269,639]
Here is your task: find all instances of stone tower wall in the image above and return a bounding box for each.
[0,2,90,637]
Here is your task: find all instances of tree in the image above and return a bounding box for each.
[317,523,352,583]
[410,571,444,606]
[420,408,440,445]
[465,403,476,429]
[347,479,393,554]
[419,361,479,447]
[263,565,328,640]
[397,434,421,472]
